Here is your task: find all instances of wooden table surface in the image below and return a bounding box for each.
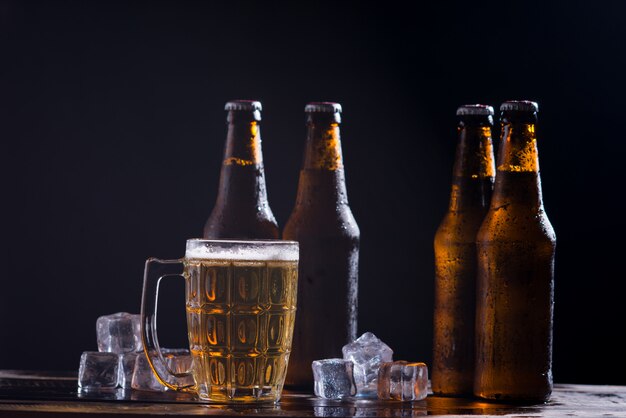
[0,370,625,417]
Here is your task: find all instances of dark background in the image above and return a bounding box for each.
[1,0,625,385]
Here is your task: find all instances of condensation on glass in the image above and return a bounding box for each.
[203,100,279,240]
[474,100,556,402]
[432,104,495,396]
[283,102,360,388]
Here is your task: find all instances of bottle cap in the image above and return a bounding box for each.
[305,102,342,113]
[500,100,539,113]
[225,100,262,112]
[456,104,494,116]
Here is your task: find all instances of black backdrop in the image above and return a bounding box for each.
[2,0,625,385]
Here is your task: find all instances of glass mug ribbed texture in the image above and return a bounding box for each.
[141,239,299,403]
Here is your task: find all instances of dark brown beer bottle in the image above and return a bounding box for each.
[474,100,556,402]
[203,100,279,239]
[432,104,496,396]
[283,102,360,387]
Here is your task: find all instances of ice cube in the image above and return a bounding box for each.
[96,312,143,354]
[131,348,193,391]
[131,351,167,392]
[118,352,139,389]
[163,348,194,387]
[377,361,428,401]
[78,351,119,390]
[342,332,393,398]
[312,358,357,399]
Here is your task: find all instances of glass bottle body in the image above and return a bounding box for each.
[433,113,495,396]
[474,109,556,402]
[283,108,359,388]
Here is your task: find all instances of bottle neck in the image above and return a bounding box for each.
[296,116,348,206]
[449,123,495,211]
[223,118,263,167]
[216,117,268,206]
[303,115,344,170]
[491,121,544,208]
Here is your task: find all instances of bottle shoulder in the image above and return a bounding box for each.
[283,204,359,240]
[204,205,279,239]
[477,206,556,243]
[435,209,488,244]
[203,223,280,240]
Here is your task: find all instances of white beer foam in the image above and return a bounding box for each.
[185,239,298,261]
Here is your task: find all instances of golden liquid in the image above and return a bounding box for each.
[184,258,297,402]
[474,171,556,402]
[432,206,487,396]
[432,120,495,396]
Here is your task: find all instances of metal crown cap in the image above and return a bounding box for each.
[456,104,494,116]
[500,100,539,113]
[225,100,262,112]
[305,102,342,113]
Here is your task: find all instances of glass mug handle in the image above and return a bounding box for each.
[140,257,194,392]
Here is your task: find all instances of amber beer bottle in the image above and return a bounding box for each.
[432,104,496,396]
[203,100,279,239]
[283,102,360,387]
[474,100,556,402]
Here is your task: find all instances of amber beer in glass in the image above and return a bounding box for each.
[474,101,556,402]
[203,100,279,239]
[141,239,299,403]
[432,104,495,396]
[283,102,360,387]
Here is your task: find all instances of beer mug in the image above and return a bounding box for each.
[140,239,299,403]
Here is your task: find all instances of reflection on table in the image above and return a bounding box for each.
[1,370,625,417]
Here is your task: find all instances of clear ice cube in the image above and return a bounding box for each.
[131,348,193,391]
[78,351,119,390]
[163,349,194,387]
[118,352,139,389]
[377,361,428,401]
[312,358,357,399]
[342,332,393,398]
[96,312,143,354]
[131,351,167,392]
